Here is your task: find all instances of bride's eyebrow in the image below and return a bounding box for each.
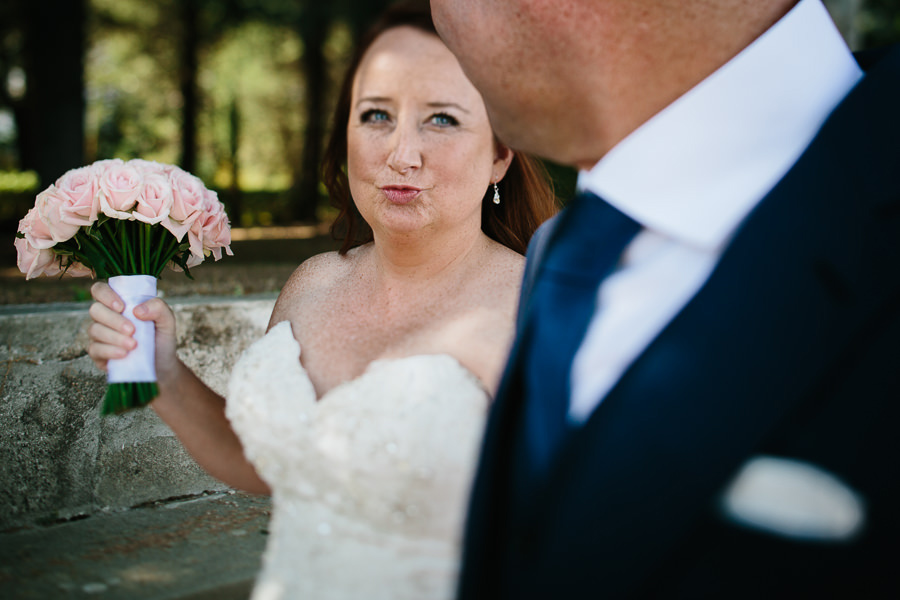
[426,102,470,114]
[356,96,392,107]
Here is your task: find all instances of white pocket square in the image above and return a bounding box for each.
[719,455,865,542]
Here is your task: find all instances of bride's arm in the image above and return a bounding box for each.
[88,282,271,495]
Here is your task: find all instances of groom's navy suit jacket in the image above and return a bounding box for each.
[457,46,900,599]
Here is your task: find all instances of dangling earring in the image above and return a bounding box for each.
[492,182,500,205]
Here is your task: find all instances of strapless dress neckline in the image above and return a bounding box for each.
[226,321,489,600]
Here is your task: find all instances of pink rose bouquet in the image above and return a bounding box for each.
[15,159,233,414]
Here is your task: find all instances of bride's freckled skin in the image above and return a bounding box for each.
[276,26,521,398]
[345,26,501,247]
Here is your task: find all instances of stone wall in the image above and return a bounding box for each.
[0,295,275,531]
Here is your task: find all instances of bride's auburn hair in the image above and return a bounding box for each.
[322,0,558,256]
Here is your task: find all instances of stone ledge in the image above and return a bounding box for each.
[0,295,276,531]
[0,292,278,316]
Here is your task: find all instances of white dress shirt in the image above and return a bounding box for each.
[568,0,863,423]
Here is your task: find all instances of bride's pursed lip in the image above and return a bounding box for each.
[380,185,422,205]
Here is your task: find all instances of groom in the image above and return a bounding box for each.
[431,0,900,597]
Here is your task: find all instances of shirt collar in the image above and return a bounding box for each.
[577,0,863,251]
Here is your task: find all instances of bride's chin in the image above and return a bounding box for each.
[370,207,433,234]
[376,224,429,241]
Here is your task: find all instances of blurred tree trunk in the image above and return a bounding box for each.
[288,0,393,224]
[20,0,85,185]
[290,5,328,223]
[179,0,199,173]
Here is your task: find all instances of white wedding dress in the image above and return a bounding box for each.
[226,321,488,600]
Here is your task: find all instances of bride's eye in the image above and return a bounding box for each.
[429,112,459,127]
[361,109,390,124]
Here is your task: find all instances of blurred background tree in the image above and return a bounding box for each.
[1,0,899,233]
[1,0,85,187]
[0,0,394,230]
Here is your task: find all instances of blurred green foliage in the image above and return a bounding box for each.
[859,0,900,47]
[0,170,38,193]
[0,0,898,233]
[83,0,357,191]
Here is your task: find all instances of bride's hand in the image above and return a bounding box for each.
[87,282,180,384]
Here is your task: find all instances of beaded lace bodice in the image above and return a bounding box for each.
[226,321,488,600]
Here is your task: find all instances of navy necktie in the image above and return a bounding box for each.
[518,191,641,478]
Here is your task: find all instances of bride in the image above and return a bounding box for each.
[86,1,557,598]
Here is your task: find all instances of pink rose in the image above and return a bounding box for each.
[15,236,61,280]
[36,186,81,242]
[186,216,206,262]
[91,158,125,174]
[18,208,56,250]
[62,260,93,278]
[169,246,204,271]
[127,159,166,174]
[98,161,144,219]
[201,195,233,260]
[133,172,174,224]
[182,190,215,260]
[205,215,233,260]
[54,165,100,228]
[184,251,204,269]
[164,168,207,241]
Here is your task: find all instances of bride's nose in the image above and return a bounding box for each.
[386,123,423,174]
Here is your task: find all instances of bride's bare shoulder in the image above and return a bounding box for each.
[269,246,366,325]
[286,249,359,290]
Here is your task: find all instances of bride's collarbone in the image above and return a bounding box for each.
[284,274,513,393]
[300,341,467,401]
[314,287,494,335]
[297,316,492,392]
[309,324,459,368]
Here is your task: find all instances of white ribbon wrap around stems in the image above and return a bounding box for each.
[107,275,158,383]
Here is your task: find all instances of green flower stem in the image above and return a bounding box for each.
[121,221,138,274]
[73,230,121,277]
[90,226,124,274]
[138,221,145,273]
[162,239,182,274]
[153,225,170,274]
[102,382,159,415]
[151,227,183,277]
[143,222,152,274]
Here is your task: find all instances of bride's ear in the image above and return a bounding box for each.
[492,141,514,183]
